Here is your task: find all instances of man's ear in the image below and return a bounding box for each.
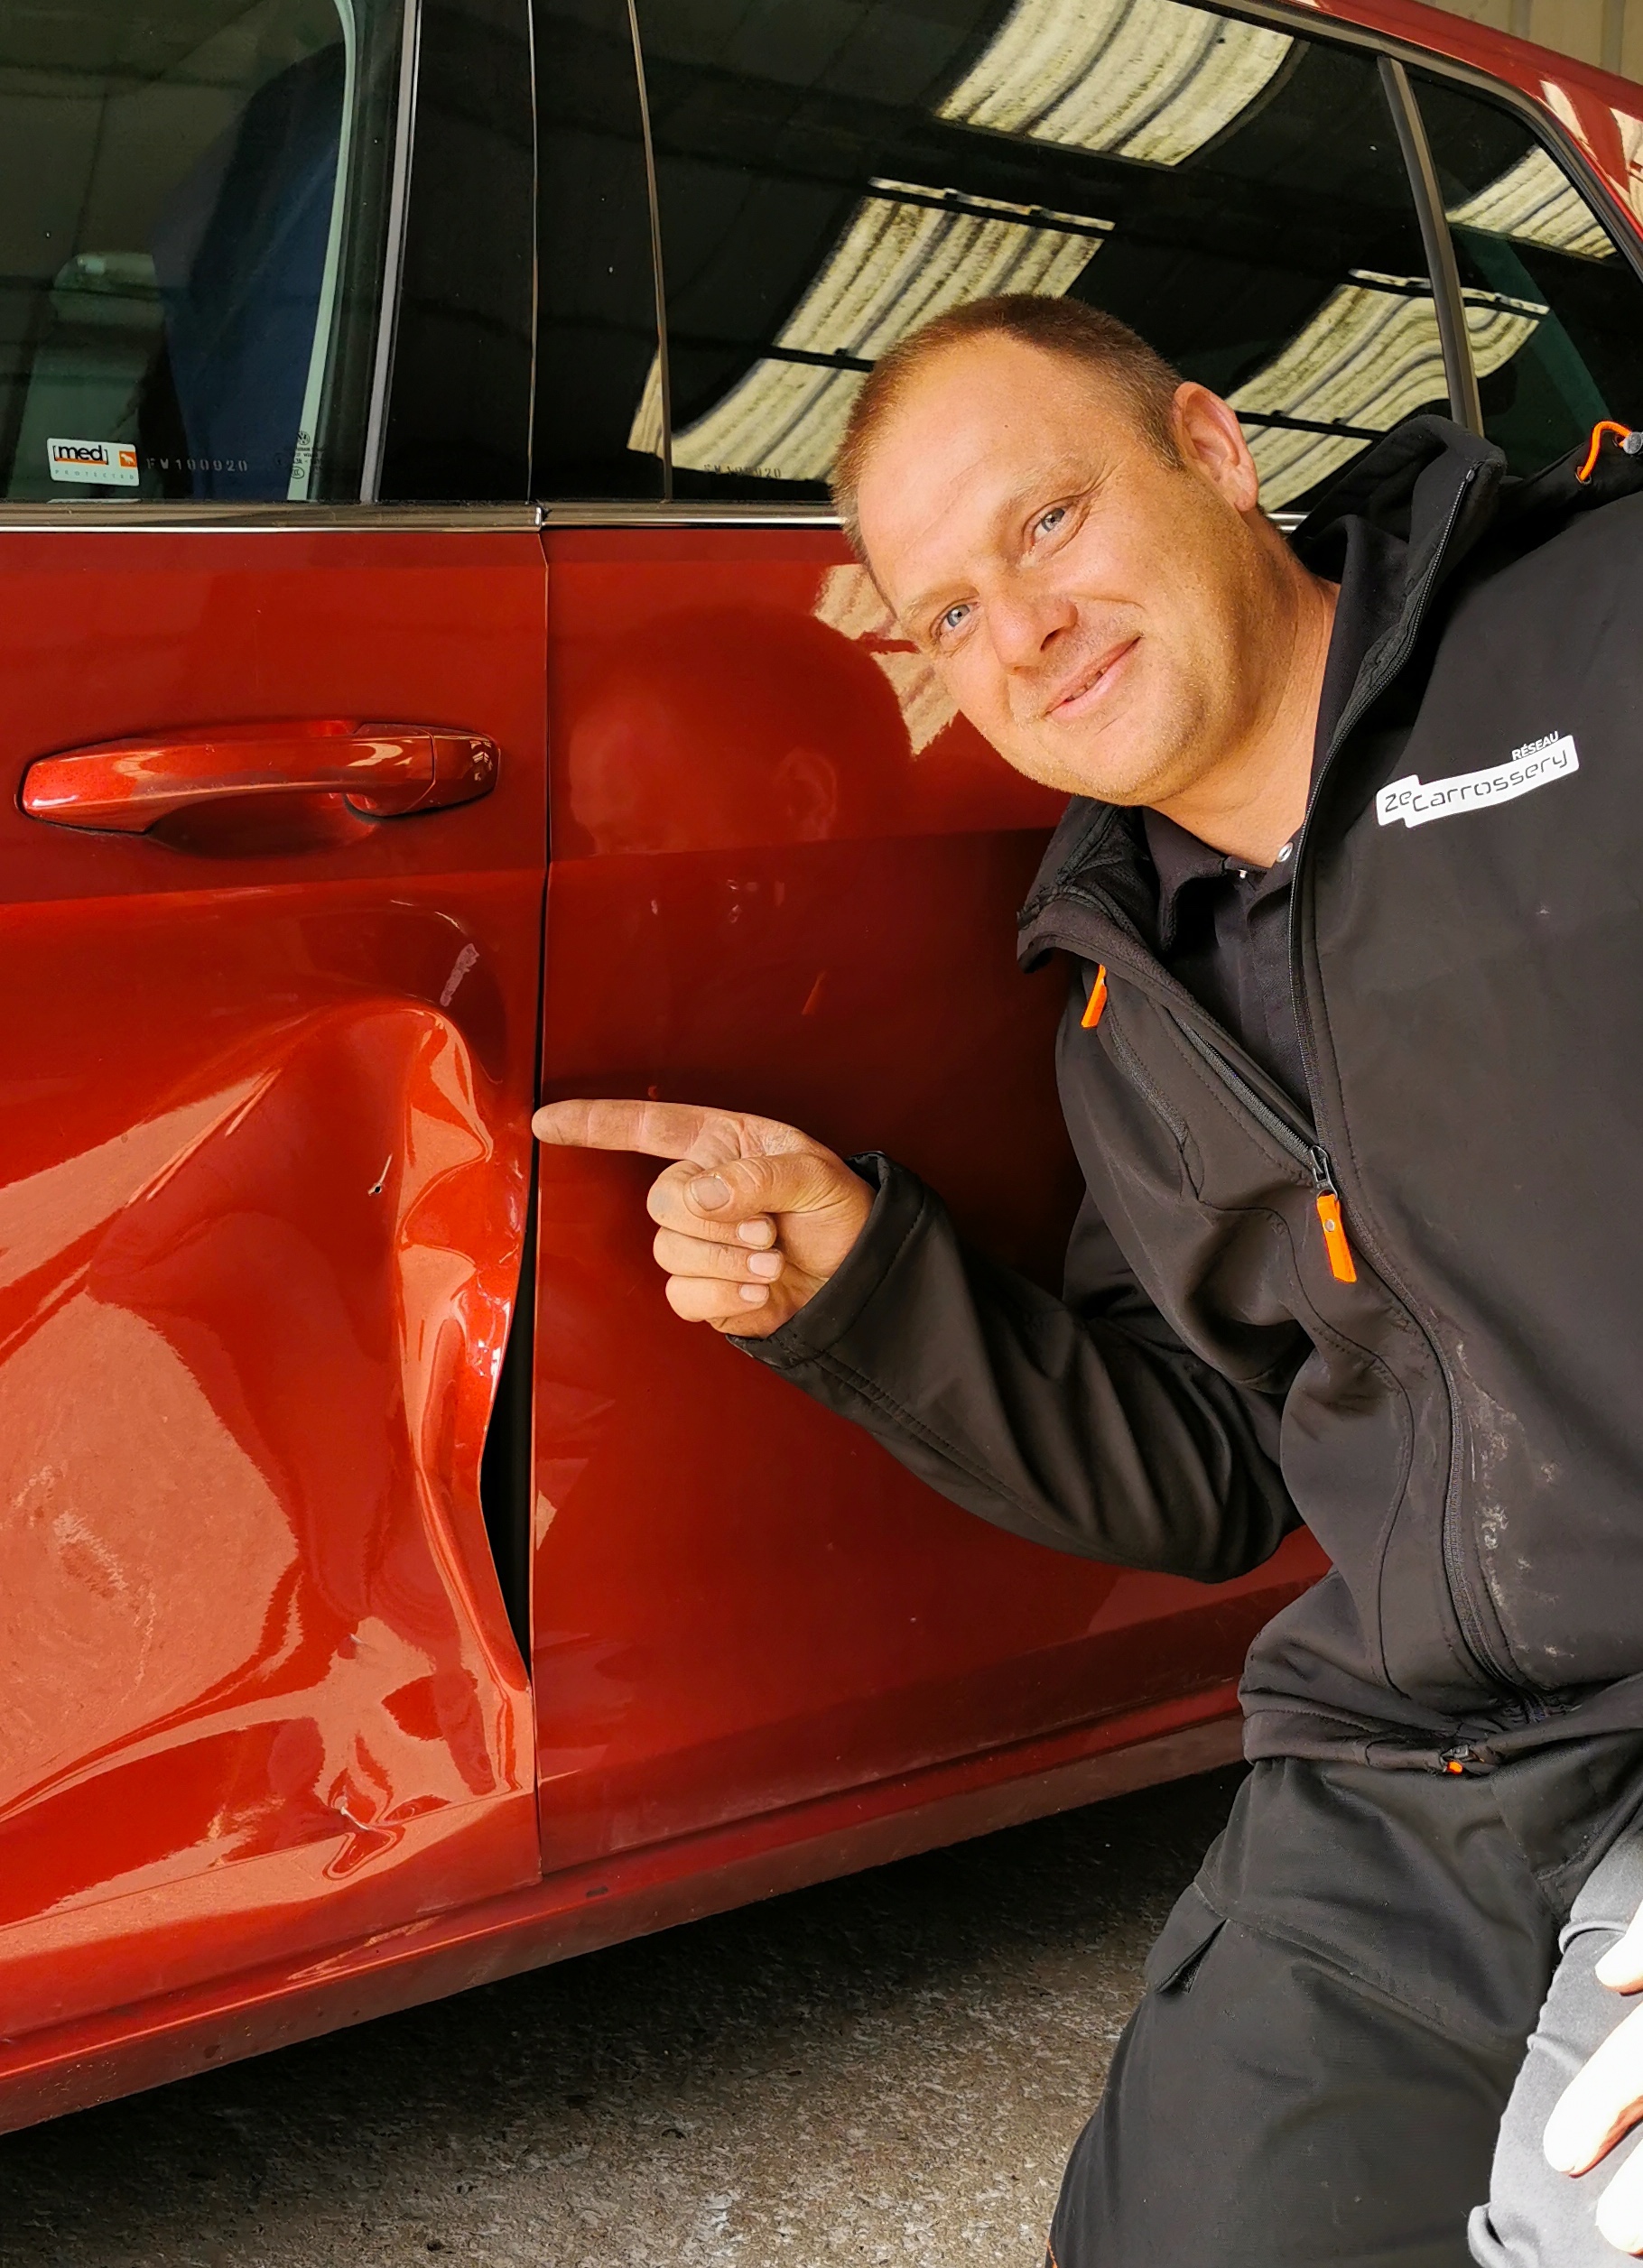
[1172,383,1262,516]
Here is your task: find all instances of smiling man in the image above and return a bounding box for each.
[535,295,1643,2265]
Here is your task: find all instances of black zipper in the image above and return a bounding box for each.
[1176,1023,1324,1184]
[1284,458,1519,1693]
[1104,1013,1193,1150]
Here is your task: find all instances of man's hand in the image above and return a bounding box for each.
[1545,1896,1643,2252]
[532,1099,874,1338]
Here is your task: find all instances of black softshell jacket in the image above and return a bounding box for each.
[744,417,1643,1772]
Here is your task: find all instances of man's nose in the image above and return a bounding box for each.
[986,585,1077,671]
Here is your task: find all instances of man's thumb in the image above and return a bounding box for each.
[686,1150,857,1221]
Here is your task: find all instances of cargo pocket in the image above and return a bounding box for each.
[1142,1881,1224,1995]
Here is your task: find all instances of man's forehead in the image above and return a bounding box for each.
[857,342,1130,583]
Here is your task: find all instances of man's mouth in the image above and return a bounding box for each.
[1044,637,1139,724]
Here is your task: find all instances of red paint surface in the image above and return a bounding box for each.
[0,532,547,2041]
[0,0,1621,2131]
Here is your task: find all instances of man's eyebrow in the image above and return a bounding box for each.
[896,458,1097,633]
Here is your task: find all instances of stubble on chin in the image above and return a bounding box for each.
[1012,706,1191,810]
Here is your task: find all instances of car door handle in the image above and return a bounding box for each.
[21,720,499,833]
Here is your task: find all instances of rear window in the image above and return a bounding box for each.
[0,0,404,504]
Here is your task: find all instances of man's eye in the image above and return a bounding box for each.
[1035,505,1068,539]
[938,603,970,637]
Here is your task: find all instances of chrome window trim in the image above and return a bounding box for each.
[626,0,673,500]
[1380,52,1485,433]
[292,0,363,499]
[0,503,543,532]
[539,501,839,525]
[0,498,1310,532]
[360,0,425,502]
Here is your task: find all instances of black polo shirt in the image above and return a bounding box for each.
[1137,520,1393,1111]
[1142,807,1304,1100]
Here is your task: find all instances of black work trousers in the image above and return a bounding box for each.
[1047,1741,1643,2268]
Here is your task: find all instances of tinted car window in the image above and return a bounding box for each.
[1414,72,1643,477]
[378,0,537,503]
[631,0,1445,512]
[532,0,664,499]
[0,0,404,503]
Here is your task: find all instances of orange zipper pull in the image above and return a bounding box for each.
[1081,964,1109,1030]
[1310,1147,1357,1283]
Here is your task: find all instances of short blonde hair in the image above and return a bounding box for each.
[831,294,1183,555]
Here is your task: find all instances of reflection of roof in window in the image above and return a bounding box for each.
[1231,273,1542,506]
[937,0,1292,165]
[630,186,1106,480]
[1448,147,1612,258]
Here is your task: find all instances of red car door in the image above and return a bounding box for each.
[0,0,544,2039]
[524,0,1342,1875]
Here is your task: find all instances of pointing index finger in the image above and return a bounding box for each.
[532,1097,739,1165]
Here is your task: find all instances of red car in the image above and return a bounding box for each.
[4,0,1641,2133]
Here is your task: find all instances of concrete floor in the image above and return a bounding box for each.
[0,1765,1243,2268]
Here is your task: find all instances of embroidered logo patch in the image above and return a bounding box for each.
[1377,734,1579,829]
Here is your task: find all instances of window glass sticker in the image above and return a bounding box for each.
[1415,70,1643,477]
[47,438,142,486]
[635,0,1443,511]
[0,0,403,505]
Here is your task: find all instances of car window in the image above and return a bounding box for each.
[1412,72,1643,477]
[377,0,537,503]
[532,0,664,499]
[1,0,407,506]
[629,0,1447,514]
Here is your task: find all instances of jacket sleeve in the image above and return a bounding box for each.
[735,1153,1297,1582]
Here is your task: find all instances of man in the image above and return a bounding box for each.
[534,294,1643,2263]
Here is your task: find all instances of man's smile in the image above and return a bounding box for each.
[1041,634,1140,725]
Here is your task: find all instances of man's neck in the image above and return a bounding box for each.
[1150,568,1340,867]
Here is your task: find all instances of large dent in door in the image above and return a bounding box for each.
[0,999,534,2034]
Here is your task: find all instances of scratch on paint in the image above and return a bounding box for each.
[440,942,480,1008]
